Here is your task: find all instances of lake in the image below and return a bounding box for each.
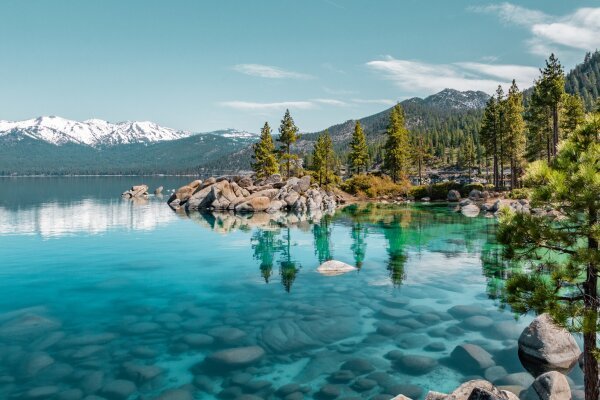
[0,177,584,400]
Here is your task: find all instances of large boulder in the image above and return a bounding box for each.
[449,380,518,400]
[167,180,202,207]
[448,190,461,202]
[461,204,480,217]
[518,314,581,374]
[122,185,149,198]
[317,260,357,276]
[185,185,215,210]
[235,197,271,213]
[294,175,311,193]
[521,371,570,400]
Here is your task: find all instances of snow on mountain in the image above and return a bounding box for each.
[200,128,258,139]
[0,116,192,147]
[421,89,490,110]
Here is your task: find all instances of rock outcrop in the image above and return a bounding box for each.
[121,185,148,198]
[447,190,461,202]
[168,175,337,214]
[518,313,581,374]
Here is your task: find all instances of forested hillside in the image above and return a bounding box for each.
[0,133,253,175]
[565,51,600,110]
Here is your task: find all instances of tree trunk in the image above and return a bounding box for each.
[584,206,599,400]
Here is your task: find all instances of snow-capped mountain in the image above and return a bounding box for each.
[0,116,192,147]
[200,128,258,139]
[421,89,490,110]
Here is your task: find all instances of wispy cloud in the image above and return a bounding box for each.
[312,98,348,106]
[219,98,350,112]
[366,56,537,95]
[219,101,315,112]
[231,64,313,79]
[351,98,396,106]
[471,3,600,56]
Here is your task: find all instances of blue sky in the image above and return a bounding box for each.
[0,0,599,132]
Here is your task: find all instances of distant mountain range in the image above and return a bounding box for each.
[1,51,598,176]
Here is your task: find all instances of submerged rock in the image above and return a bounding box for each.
[451,344,495,373]
[317,260,357,276]
[518,314,581,374]
[203,346,265,370]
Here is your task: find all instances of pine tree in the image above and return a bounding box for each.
[277,109,299,179]
[251,122,279,179]
[312,130,336,186]
[561,93,585,138]
[525,85,553,162]
[348,121,369,175]
[498,112,600,400]
[412,134,431,185]
[460,134,476,181]
[537,53,565,157]
[383,103,411,183]
[504,80,526,189]
[480,96,500,188]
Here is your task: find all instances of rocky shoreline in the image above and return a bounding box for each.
[165,174,338,214]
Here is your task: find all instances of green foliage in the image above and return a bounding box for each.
[498,113,600,398]
[507,188,531,200]
[277,109,300,178]
[311,130,337,186]
[252,122,279,179]
[561,93,585,138]
[341,174,410,198]
[348,121,369,175]
[383,104,411,182]
[409,181,463,200]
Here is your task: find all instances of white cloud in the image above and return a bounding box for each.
[219,101,315,112]
[469,3,548,26]
[312,98,348,106]
[231,64,313,79]
[366,57,536,95]
[472,3,600,56]
[351,98,396,106]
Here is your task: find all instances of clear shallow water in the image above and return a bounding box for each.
[0,177,584,400]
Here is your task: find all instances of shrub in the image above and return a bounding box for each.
[409,181,462,200]
[342,174,410,198]
[507,188,531,199]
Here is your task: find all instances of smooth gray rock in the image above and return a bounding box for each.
[205,346,265,370]
[518,314,581,371]
[521,371,571,400]
[451,344,495,372]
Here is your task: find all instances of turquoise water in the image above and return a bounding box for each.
[0,178,584,400]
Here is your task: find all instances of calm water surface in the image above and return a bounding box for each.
[0,177,584,399]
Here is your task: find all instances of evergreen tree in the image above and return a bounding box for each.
[351,222,367,269]
[460,134,476,181]
[496,86,507,189]
[525,85,553,162]
[348,121,369,175]
[498,112,600,400]
[251,122,279,179]
[383,104,411,182]
[504,80,526,189]
[311,130,336,186]
[412,134,431,185]
[279,228,300,293]
[537,53,565,157]
[251,229,282,283]
[480,96,500,188]
[561,93,585,138]
[313,215,333,263]
[277,109,300,178]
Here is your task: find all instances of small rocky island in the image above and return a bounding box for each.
[166,174,338,213]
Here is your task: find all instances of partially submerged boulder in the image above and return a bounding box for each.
[121,185,148,198]
[518,314,581,375]
[317,260,357,276]
[461,203,480,217]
